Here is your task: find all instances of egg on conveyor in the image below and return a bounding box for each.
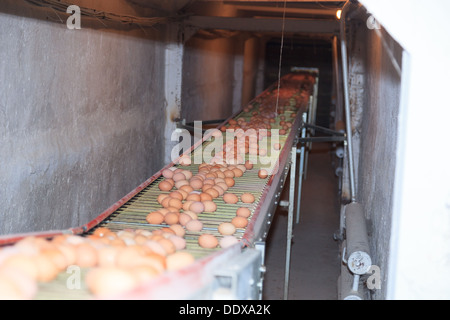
[166,251,195,271]
[223,193,239,204]
[258,169,269,179]
[240,193,255,203]
[218,222,236,236]
[185,219,203,232]
[85,267,138,297]
[231,216,248,229]
[198,234,218,249]
[236,207,251,218]
[219,236,239,249]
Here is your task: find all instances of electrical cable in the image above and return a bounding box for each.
[275,0,287,115]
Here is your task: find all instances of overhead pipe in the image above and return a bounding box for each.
[338,0,373,300]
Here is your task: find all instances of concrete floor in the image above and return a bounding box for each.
[262,142,341,300]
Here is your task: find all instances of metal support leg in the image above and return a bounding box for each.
[296,112,307,224]
[284,146,297,300]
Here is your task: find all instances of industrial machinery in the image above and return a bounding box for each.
[0,70,321,300]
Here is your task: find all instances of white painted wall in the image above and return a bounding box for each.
[361,0,450,299]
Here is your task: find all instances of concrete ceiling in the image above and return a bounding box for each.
[127,0,345,18]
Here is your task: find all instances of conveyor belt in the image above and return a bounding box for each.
[0,71,318,300]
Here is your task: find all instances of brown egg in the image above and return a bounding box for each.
[258,169,269,179]
[189,201,205,214]
[224,177,235,187]
[232,168,243,177]
[177,189,189,200]
[41,247,68,271]
[223,193,239,204]
[198,234,218,249]
[178,213,193,226]
[158,180,173,191]
[159,227,175,235]
[198,192,211,202]
[97,246,121,267]
[201,184,213,192]
[135,253,166,273]
[167,235,186,251]
[157,238,176,255]
[219,235,240,249]
[0,266,37,300]
[75,243,98,268]
[223,170,235,178]
[0,274,25,300]
[131,265,159,283]
[162,168,174,179]
[203,179,215,186]
[182,200,194,211]
[205,187,220,199]
[158,208,170,216]
[1,255,39,280]
[172,172,187,182]
[212,185,225,196]
[161,196,172,208]
[218,222,236,235]
[185,219,203,232]
[157,194,169,204]
[168,197,183,210]
[179,154,192,166]
[85,267,138,297]
[92,227,111,238]
[179,185,194,194]
[236,207,251,218]
[115,246,145,268]
[186,193,201,202]
[55,243,77,266]
[169,191,184,201]
[189,178,203,190]
[169,224,186,237]
[236,164,247,173]
[216,182,229,192]
[182,170,193,180]
[146,211,164,225]
[273,143,281,150]
[164,212,179,225]
[142,240,167,257]
[166,252,195,271]
[244,160,254,170]
[202,200,217,213]
[175,179,189,189]
[183,211,198,220]
[241,193,255,203]
[231,216,248,229]
[215,170,226,179]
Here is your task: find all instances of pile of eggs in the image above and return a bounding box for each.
[152,158,264,250]
[0,226,195,299]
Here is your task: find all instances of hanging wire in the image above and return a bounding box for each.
[275,0,288,115]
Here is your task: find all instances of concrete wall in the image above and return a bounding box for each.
[347,18,403,299]
[181,34,240,123]
[361,0,450,300]
[0,5,166,234]
[346,0,450,299]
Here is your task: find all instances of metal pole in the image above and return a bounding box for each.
[284,146,297,300]
[296,112,307,224]
[340,1,357,202]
